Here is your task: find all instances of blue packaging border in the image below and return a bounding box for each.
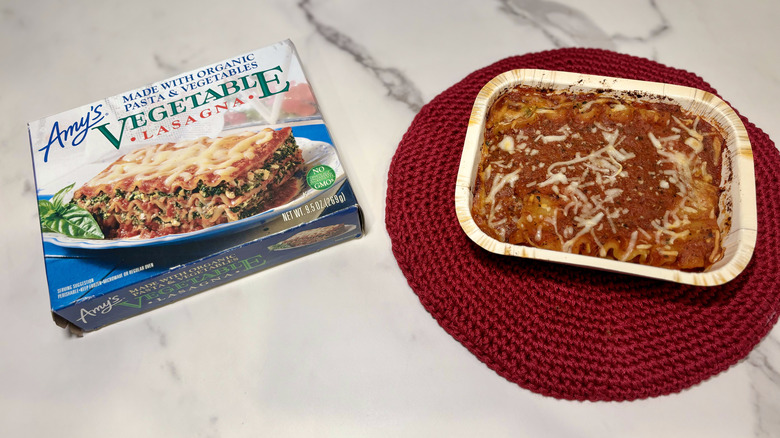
[52,202,363,334]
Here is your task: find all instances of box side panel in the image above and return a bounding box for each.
[55,201,362,332]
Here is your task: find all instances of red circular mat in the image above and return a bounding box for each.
[386,48,780,401]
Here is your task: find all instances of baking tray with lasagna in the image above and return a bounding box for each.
[455,69,757,286]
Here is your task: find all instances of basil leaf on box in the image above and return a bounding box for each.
[48,204,104,239]
[37,199,57,233]
[38,184,105,240]
[49,182,74,209]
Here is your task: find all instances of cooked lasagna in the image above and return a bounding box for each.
[73,128,303,239]
[471,86,728,270]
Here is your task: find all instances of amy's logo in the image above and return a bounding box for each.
[76,294,122,324]
[39,104,107,162]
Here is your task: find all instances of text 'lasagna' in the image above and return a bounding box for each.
[471,86,728,270]
[73,128,303,239]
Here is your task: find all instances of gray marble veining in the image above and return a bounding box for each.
[299,0,425,112]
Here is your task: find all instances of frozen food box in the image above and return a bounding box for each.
[28,40,363,334]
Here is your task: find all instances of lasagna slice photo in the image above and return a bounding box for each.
[268,223,351,250]
[72,127,304,239]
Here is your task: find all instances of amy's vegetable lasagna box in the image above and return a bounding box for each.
[27,40,363,334]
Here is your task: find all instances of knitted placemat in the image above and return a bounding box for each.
[386,48,780,401]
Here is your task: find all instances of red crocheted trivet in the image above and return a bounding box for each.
[386,48,780,401]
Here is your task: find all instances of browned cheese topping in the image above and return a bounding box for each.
[471,86,727,270]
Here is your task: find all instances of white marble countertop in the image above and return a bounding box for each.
[2,0,779,436]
